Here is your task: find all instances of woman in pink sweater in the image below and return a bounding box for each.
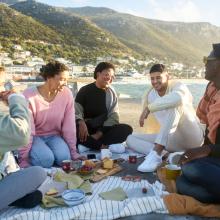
[19,61,84,168]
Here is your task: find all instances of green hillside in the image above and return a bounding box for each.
[11,1,134,61]
[68,7,220,65]
[0,4,62,43]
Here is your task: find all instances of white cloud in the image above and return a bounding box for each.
[152,0,202,23]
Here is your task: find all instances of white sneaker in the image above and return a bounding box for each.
[137,150,162,172]
[109,143,125,154]
[78,144,90,154]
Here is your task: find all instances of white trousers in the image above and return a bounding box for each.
[126,107,204,155]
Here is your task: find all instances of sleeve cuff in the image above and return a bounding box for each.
[8,93,25,100]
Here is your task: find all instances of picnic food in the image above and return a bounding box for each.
[61,160,71,172]
[96,169,108,174]
[102,158,114,169]
[84,160,96,168]
[129,155,137,163]
[46,188,59,196]
[78,165,94,175]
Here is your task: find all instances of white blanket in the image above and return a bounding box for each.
[0,176,168,220]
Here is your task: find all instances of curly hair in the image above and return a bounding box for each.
[40,61,69,80]
[149,64,166,74]
[94,62,115,79]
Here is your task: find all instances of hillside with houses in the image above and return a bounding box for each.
[0,0,215,79]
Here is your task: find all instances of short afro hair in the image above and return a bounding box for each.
[40,61,69,80]
[94,62,115,79]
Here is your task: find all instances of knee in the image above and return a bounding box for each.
[30,152,54,168]
[181,159,204,180]
[55,152,71,166]
[123,124,133,135]
[29,166,47,184]
[126,134,135,148]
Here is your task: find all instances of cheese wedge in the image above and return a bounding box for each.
[46,188,58,196]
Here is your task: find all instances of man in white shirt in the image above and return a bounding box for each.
[126,64,204,172]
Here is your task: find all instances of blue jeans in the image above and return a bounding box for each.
[176,157,220,203]
[30,135,71,168]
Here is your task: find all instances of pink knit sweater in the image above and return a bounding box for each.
[19,86,79,167]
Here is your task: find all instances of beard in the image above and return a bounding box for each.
[205,71,217,81]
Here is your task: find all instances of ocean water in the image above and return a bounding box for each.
[112,78,208,107]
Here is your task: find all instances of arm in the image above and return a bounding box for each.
[179,126,220,165]
[139,106,150,127]
[0,94,30,152]
[103,87,119,127]
[75,88,89,142]
[148,83,190,113]
[62,92,80,160]
[75,102,84,121]
[18,109,35,168]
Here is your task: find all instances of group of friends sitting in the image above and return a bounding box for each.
[0,43,220,211]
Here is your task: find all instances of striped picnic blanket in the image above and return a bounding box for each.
[0,176,168,220]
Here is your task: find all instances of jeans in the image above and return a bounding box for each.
[30,135,71,168]
[176,157,220,203]
[0,166,46,210]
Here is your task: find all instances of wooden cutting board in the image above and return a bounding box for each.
[90,163,123,182]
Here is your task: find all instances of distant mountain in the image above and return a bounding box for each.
[67,7,220,65]
[10,1,133,61]
[0,4,62,43]
[0,0,24,5]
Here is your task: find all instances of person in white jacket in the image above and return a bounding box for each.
[126,64,204,172]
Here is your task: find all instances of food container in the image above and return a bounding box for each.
[62,189,85,206]
[129,155,137,164]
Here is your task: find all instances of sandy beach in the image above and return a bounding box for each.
[118,98,160,134]
[0,97,154,133]
[118,98,142,132]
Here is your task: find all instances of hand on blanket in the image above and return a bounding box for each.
[91,131,103,140]
[78,120,89,142]
[77,155,87,161]
[179,145,211,165]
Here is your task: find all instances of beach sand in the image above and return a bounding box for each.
[118,98,160,134]
[1,97,157,134]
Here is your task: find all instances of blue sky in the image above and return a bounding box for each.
[37,0,220,26]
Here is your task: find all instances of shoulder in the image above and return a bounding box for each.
[169,81,189,92]
[62,86,73,97]
[23,86,37,99]
[79,83,95,92]
[108,86,117,95]
[148,89,157,102]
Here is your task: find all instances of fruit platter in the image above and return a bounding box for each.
[77,165,94,175]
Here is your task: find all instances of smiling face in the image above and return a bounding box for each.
[96,68,115,89]
[150,71,169,94]
[47,70,69,91]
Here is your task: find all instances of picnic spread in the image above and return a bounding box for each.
[1,149,220,220]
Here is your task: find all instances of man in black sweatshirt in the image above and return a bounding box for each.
[75,62,132,150]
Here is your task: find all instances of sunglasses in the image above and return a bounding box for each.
[203,56,220,64]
